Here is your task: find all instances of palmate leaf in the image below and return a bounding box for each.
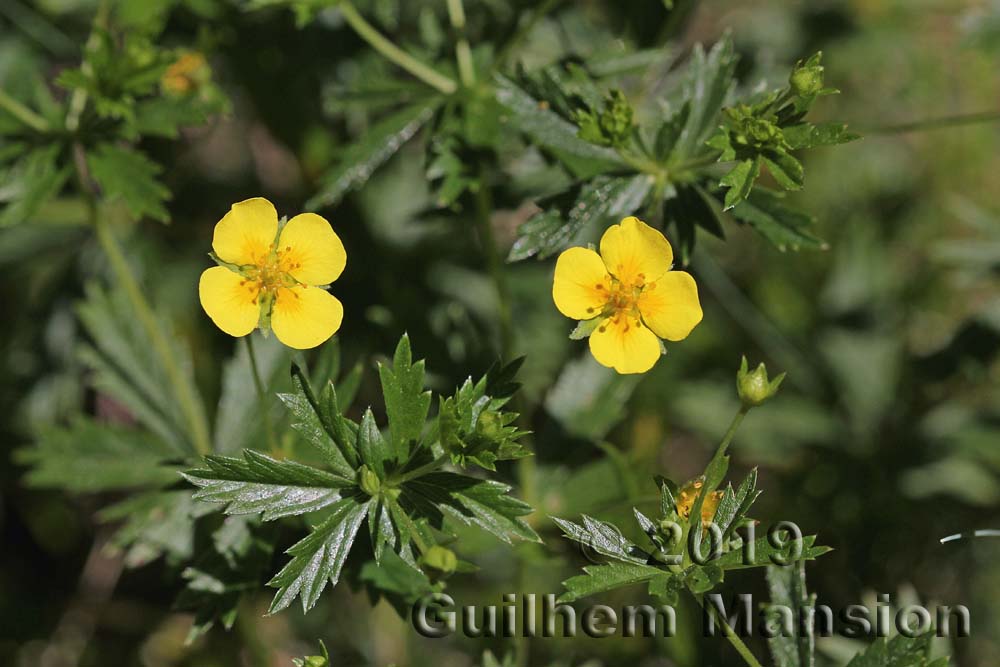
[730,187,826,251]
[672,36,737,160]
[378,334,431,463]
[306,100,441,210]
[846,634,948,667]
[86,143,171,222]
[267,496,369,613]
[493,73,627,170]
[184,450,354,521]
[18,417,181,492]
[0,144,71,227]
[508,174,653,261]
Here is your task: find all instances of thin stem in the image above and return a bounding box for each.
[245,334,277,455]
[94,213,213,457]
[863,110,1000,135]
[473,170,514,357]
[66,0,109,133]
[393,453,451,485]
[0,88,48,132]
[715,405,748,462]
[694,595,765,667]
[339,1,457,95]
[446,0,475,88]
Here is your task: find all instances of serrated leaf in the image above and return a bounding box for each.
[279,364,357,477]
[404,471,539,544]
[358,408,390,478]
[552,515,650,564]
[559,562,663,602]
[184,450,354,521]
[721,156,761,210]
[763,150,804,190]
[715,534,830,571]
[0,144,71,227]
[846,633,944,667]
[673,37,737,159]
[18,418,180,492]
[378,334,431,462]
[494,74,627,168]
[766,561,816,667]
[508,174,653,261]
[306,101,440,210]
[86,143,171,222]
[730,187,826,251]
[267,496,369,613]
[782,122,859,150]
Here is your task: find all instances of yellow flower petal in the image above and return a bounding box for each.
[552,247,612,320]
[588,315,661,374]
[212,197,279,266]
[637,271,703,341]
[271,285,343,350]
[199,266,259,337]
[277,213,347,285]
[599,216,673,286]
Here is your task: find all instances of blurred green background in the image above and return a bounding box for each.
[2,0,999,665]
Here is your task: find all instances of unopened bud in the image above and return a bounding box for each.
[421,545,458,574]
[358,465,381,496]
[736,356,786,408]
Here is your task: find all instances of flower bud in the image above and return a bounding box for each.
[789,53,825,98]
[736,356,786,408]
[358,465,381,496]
[421,545,458,574]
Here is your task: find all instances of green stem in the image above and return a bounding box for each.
[863,109,1000,135]
[446,0,476,88]
[339,1,457,95]
[694,595,765,667]
[245,334,277,455]
[393,453,451,485]
[0,89,48,132]
[473,169,514,357]
[714,405,748,463]
[94,213,213,457]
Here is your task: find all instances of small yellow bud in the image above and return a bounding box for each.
[421,545,458,574]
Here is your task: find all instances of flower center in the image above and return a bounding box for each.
[588,272,658,331]
[240,244,301,305]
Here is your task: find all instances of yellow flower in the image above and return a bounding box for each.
[199,198,346,349]
[162,52,209,95]
[552,216,702,374]
[676,479,723,528]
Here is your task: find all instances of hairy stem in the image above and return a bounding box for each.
[0,88,49,132]
[245,334,277,455]
[339,1,457,95]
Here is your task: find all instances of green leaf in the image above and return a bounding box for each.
[267,496,369,613]
[763,150,804,191]
[99,490,215,568]
[279,364,357,477]
[545,354,640,440]
[559,562,664,602]
[508,174,654,261]
[306,101,440,210]
[715,534,830,571]
[673,37,737,159]
[215,336,291,454]
[359,548,436,613]
[720,156,761,210]
[404,471,539,544]
[493,74,627,167]
[76,283,205,454]
[846,634,945,667]
[729,187,826,251]
[18,418,180,492]
[86,143,171,222]
[552,515,650,564]
[0,145,71,227]
[131,96,211,139]
[766,561,816,667]
[782,122,859,150]
[357,409,391,479]
[664,183,725,264]
[184,450,354,520]
[378,334,431,462]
